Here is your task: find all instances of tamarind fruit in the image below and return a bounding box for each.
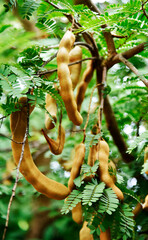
[69,46,82,90]
[57,30,83,126]
[79,221,94,240]
[76,60,94,112]
[68,143,85,192]
[100,228,111,240]
[143,195,148,210]
[41,124,65,155]
[97,140,124,200]
[10,97,69,200]
[88,144,98,167]
[45,93,57,130]
[72,201,83,224]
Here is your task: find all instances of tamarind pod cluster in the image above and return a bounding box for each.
[76,60,94,112]
[98,140,124,201]
[79,221,94,240]
[10,97,70,200]
[144,146,148,175]
[143,195,148,210]
[45,93,57,130]
[69,46,82,90]
[68,143,85,192]
[72,202,83,224]
[57,30,83,126]
[41,124,65,155]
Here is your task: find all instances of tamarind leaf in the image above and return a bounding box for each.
[61,190,82,214]
[116,183,141,203]
[97,188,119,215]
[82,182,105,206]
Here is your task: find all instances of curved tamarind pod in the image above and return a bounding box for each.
[79,221,94,240]
[41,124,65,155]
[144,146,148,175]
[72,202,83,224]
[100,228,111,240]
[57,30,83,126]
[132,203,142,218]
[98,140,124,200]
[45,93,57,130]
[69,46,82,89]
[68,143,85,192]
[10,97,69,200]
[143,195,148,210]
[76,60,94,112]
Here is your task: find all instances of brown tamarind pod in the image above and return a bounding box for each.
[100,228,111,240]
[10,97,69,200]
[45,93,57,130]
[41,124,65,155]
[76,60,94,112]
[69,46,82,90]
[143,195,148,210]
[79,221,94,240]
[57,30,83,126]
[132,203,142,218]
[72,202,83,224]
[68,143,85,192]
[98,140,124,200]
[88,144,98,167]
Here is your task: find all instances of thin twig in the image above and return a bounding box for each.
[118,54,148,87]
[38,57,98,76]
[0,133,24,144]
[141,0,148,19]
[41,51,58,67]
[2,100,30,240]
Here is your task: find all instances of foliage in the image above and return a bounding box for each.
[0,0,148,239]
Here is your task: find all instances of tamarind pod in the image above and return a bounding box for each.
[57,30,83,126]
[144,146,148,175]
[72,202,83,224]
[132,203,142,218]
[98,140,124,201]
[68,143,85,192]
[10,97,69,200]
[76,60,94,112]
[45,93,57,130]
[88,144,98,167]
[79,221,94,240]
[69,46,82,89]
[100,228,111,240]
[143,195,148,210]
[41,124,65,155]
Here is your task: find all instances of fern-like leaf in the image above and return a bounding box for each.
[82,182,105,206]
[116,183,141,203]
[61,190,82,214]
[98,188,119,215]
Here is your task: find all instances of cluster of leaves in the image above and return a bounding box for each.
[61,161,139,240]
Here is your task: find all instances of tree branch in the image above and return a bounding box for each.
[103,96,135,163]
[107,42,147,69]
[118,54,148,87]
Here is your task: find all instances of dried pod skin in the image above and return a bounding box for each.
[41,124,65,155]
[79,221,94,240]
[72,202,83,224]
[98,140,124,201]
[45,94,57,130]
[57,30,83,126]
[10,97,69,200]
[76,60,94,112]
[69,46,82,89]
[68,143,85,192]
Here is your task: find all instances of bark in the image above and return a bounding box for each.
[103,96,135,163]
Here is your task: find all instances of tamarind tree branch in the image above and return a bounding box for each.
[103,96,135,163]
[2,100,30,240]
[141,0,148,19]
[118,54,148,87]
[107,42,147,69]
[38,57,98,76]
